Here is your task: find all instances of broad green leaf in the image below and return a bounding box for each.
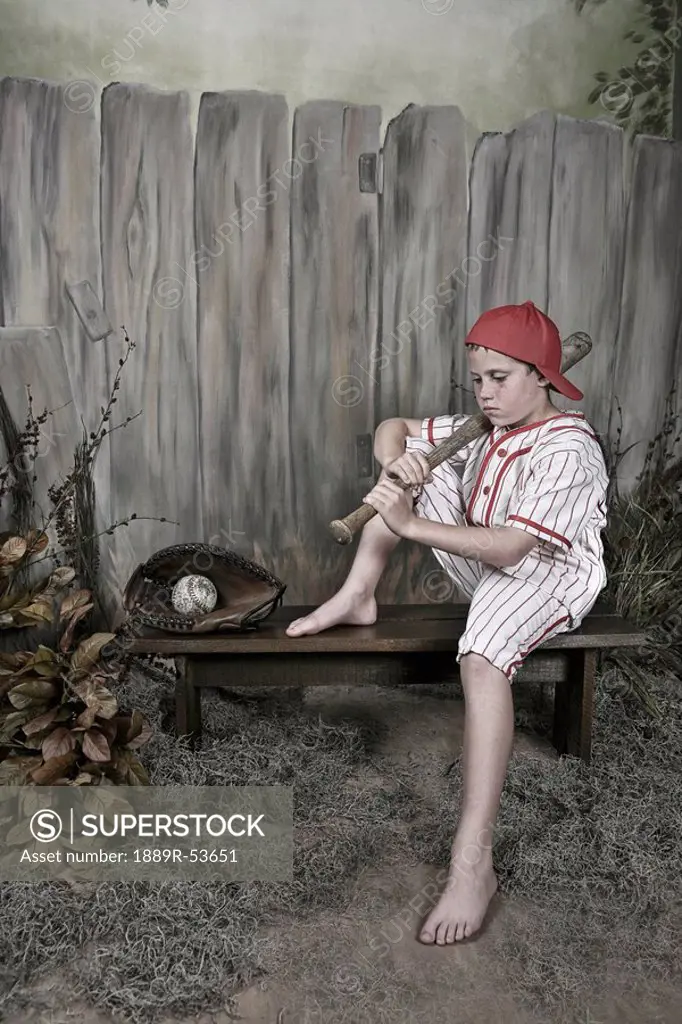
[0,710,31,742]
[82,729,111,763]
[76,706,97,729]
[114,748,150,786]
[42,727,76,760]
[39,566,77,598]
[31,646,61,678]
[0,652,29,669]
[59,604,95,653]
[72,678,118,719]
[19,600,54,624]
[59,589,93,620]
[0,536,27,565]
[70,633,117,675]
[24,530,49,556]
[126,712,154,750]
[7,679,58,710]
[23,708,59,736]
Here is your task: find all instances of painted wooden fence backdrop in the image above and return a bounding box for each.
[0,76,681,622]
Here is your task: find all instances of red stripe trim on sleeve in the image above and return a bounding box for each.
[507,514,572,549]
[427,418,435,444]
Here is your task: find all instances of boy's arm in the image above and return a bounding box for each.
[402,418,425,438]
[373,419,410,470]
[404,519,539,568]
[373,417,434,471]
[404,440,607,568]
[374,415,471,467]
[373,417,422,459]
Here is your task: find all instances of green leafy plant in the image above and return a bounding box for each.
[582,0,676,137]
[600,383,682,714]
[0,329,171,785]
[0,535,152,786]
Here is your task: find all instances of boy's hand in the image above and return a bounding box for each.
[362,477,418,538]
[382,452,434,488]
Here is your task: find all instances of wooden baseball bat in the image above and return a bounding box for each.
[328,331,592,545]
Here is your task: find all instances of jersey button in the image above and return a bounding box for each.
[498,448,507,457]
[483,486,490,495]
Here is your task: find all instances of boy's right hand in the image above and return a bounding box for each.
[380,452,434,488]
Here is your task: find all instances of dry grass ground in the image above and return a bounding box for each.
[1,663,681,1024]
[1,398,680,1024]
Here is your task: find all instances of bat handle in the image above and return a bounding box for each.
[329,501,378,545]
[329,330,591,548]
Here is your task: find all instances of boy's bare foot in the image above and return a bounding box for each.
[418,855,498,945]
[285,589,377,636]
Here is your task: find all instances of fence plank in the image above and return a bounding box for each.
[608,135,682,493]
[378,104,468,421]
[457,129,509,413]
[289,101,380,603]
[461,110,556,415]
[0,327,81,547]
[100,83,201,616]
[377,104,468,604]
[0,77,114,623]
[194,91,291,581]
[547,116,626,439]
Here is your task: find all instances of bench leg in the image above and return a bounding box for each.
[552,649,597,764]
[174,656,202,743]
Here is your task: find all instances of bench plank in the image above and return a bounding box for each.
[122,605,645,656]
[117,604,643,766]
[273,601,624,621]
[178,651,570,689]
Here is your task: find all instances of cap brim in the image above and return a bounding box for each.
[541,367,583,401]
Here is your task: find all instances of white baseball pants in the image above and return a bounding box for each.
[404,436,575,683]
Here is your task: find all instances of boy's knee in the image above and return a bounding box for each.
[459,651,508,682]
[460,651,490,671]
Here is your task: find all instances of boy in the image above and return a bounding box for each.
[286,300,609,946]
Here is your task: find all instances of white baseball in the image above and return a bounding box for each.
[171,574,218,615]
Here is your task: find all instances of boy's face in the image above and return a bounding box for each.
[466,346,551,427]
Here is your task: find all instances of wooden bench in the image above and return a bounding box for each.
[124,601,646,764]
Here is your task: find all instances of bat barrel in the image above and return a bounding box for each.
[328,330,592,546]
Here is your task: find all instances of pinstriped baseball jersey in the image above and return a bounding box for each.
[419,411,609,622]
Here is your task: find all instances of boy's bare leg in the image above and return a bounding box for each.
[418,651,515,944]
[285,513,402,636]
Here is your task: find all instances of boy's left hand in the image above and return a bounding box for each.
[362,478,417,538]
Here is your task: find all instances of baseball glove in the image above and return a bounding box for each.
[120,542,287,634]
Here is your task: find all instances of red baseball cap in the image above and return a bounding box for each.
[464,300,583,401]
